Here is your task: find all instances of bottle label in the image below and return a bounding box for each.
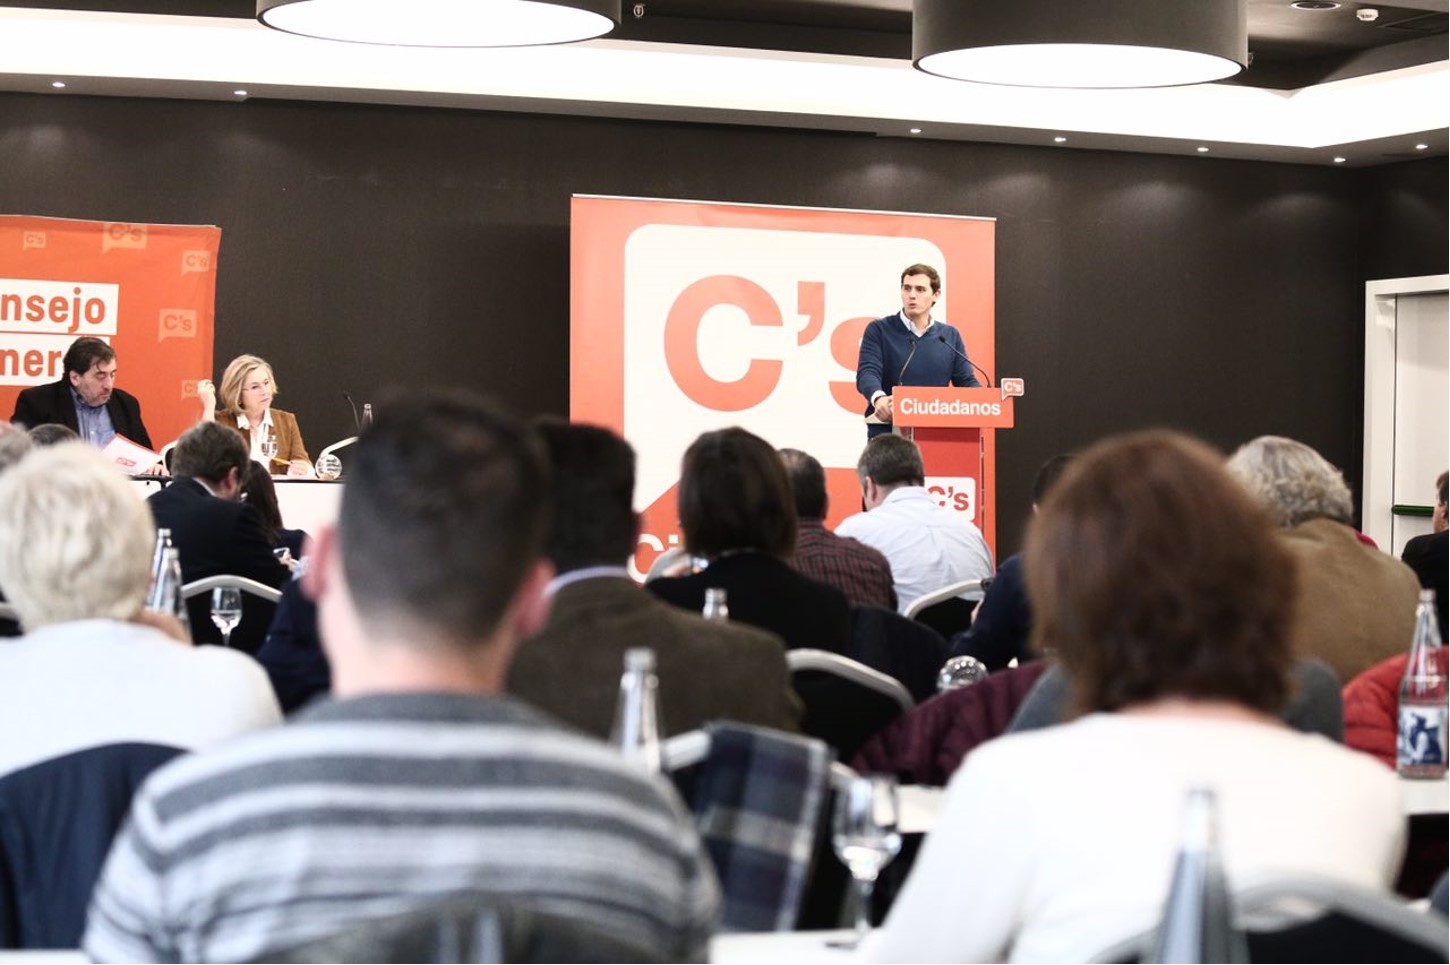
[1398,703,1448,774]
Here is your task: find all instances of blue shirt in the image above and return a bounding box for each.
[70,387,116,447]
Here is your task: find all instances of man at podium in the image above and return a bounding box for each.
[856,263,980,438]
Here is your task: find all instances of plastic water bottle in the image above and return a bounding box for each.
[1398,589,1447,779]
[146,547,192,642]
[702,587,729,622]
[609,647,663,773]
[1150,787,1246,963]
[360,403,373,428]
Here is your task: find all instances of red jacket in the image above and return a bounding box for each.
[1342,653,1407,770]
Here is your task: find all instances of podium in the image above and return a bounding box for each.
[891,386,1015,553]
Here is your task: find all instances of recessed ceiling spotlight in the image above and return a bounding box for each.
[1053,136,1067,143]
[1196,146,1209,153]
[909,127,922,134]
[1333,156,1347,163]
[1415,143,1428,150]
[1290,1,1340,10]
[233,89,249,97]
[50,81,66,89]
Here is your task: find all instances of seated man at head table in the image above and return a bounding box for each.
[507,418,801,738]
[8,335,162,473]
[84,389,720,964]
[146,421,292,653]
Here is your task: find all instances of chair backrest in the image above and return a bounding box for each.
[788,649,914,762]
[662,723,833,933]
[902,579,986,620]
[181,574,284,604]
[1089,874,1450,964]
[318,435,358,461]
[846,606,949,703]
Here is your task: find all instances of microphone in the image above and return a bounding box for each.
[937,335,993,388]
[343,392,360,433]
[897,339,919,384]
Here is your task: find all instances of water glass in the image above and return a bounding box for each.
[210,587,242,647]
[831,774,903,948]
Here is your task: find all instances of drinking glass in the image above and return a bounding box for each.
[831,774,903,948]
[259,429,279,463]
[211,587,243,647]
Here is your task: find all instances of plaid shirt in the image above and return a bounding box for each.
[789,520,897,611]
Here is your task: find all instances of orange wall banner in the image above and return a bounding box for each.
[0,215,219,448]
[569,196,997,580]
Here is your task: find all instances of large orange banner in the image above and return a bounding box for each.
[570,196,997,580]
[0,215,219,448]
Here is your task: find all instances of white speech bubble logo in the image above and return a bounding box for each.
[21,232,45,250]
[181,250,212,275]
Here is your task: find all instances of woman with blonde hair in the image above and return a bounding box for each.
[198,354,310,476]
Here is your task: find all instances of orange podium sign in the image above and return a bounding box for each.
[892,386,1018,547]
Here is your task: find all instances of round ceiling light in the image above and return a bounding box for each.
[257,0,620,47]
[914,0,1248,89]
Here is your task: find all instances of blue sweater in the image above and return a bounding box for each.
[855,313,979,435]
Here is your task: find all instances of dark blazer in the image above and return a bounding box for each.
[508,575,801,739]
[948,552,1033,671]
[1401,530,1448,637]
[10,378,153,450]
[254,578,330,714]
[147,477,291,654]
[648,552,852,653]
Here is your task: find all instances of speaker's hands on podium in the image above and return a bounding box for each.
[873,394,894,424]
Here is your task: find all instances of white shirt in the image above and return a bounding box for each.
[0,619,281,779]
[835,485,993,613]
[863,714,1406,964]
[235,409,275,466]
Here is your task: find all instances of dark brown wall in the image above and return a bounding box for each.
[2,93,1444,552]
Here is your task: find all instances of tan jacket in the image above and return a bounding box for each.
[217,408,309,474]
[1282,518,1421,683]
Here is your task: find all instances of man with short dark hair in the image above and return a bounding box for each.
[855,263,980,439]
[10,337,152,449]
[837,434,993,613]
[86,391,720,964]
[778,447,895,610]
[948,454,1073,670]
[508,419,801,738]
[146,421,290,652]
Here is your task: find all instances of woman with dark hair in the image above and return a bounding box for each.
[240,461,308,559]
[647,427,850,652]
[865,431,1404,963]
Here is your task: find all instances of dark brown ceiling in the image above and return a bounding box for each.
[5,0,1446,89]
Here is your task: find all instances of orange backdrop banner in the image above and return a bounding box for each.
[0,215,219,448]
[569,196,997,580]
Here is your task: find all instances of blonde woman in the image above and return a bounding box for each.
[198,354,310,476]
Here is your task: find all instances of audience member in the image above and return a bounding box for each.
[1227,435,1420,682]
[947,453,1073,670]
[242,459,309,559]
[865,431,1404,964]
[0,442,282,777]
[147,421,291,653]
[778,447,896,610]
[509,419,801,737]
[836,433,993,614]
[85,390,719,963]
[252,578,330,714]
[26,422,78,446]
[9,336,153,450]
[199,353,311,475]
[1400,469,1447,637]
[0,424,35,638]
[648,427,851,652]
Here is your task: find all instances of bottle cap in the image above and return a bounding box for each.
[624,647,656,672]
